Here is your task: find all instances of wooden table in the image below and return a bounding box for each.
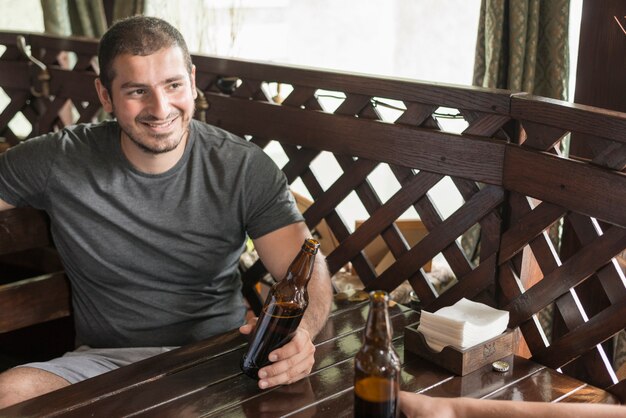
[1,300,619,417]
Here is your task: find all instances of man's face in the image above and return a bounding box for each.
[96,47,197,155]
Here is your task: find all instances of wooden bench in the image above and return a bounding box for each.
[0,208,73,368]
[0,32,624,402]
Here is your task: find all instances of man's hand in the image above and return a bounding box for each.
[239,317,316,390]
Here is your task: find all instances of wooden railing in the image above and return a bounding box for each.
[0,32,624,401]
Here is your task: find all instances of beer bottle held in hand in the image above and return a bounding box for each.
[240,238,320,379]
[354,290,400,418]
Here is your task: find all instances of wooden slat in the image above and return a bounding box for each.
[0,62,30,90]
[0,90,30,131]
[0,208,51,254]
[29,33,98,56]
[532,299,626,370]
[373,185,505,293]
[37,305,417,418]
[499,201,567,264]
[591,141,626,171]
[0,272,70,333]
[520,120,569,150]
[192,54,512,115]
[507,226,626,326]
[511,94,626,144]
[486,368,586,402]
[48,68,99,102]
[204,93,506,185]
[425,254,497,312]
[566,213,626,304]
[326,171,442,273]
[503,145,626,228]
[462,113,511,137]
[303,158,378,228]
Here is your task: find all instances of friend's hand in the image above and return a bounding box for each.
[399,392,455,418]
[239,318,316,390]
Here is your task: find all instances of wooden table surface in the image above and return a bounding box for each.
[1,300,619,417]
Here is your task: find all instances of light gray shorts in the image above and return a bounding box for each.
[16,345,176,384]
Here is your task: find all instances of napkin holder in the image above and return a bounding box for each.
[404,322,513,376]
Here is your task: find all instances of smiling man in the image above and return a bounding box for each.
[0,16,332,408]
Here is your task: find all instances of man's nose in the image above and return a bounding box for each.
[147,89,171,119]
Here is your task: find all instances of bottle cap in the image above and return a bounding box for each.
[492,360,510,373]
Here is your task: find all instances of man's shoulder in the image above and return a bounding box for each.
[190,119,256,151]
[61,120,117,141]
[22,121,116,147]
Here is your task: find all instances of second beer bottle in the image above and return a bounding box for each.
[354,290,400,418]
[240,237,320,379]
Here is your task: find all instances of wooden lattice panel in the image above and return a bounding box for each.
[0,32,39,145]
[500,94,626,397]
[193,55,513,316]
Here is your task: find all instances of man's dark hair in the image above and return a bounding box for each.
[98,15,193,93]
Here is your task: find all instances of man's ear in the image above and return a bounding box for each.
[94,78,113,113]
[190,65,197,99]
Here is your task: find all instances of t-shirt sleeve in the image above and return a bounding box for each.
[0,134,59,209]
[243,147,304,239]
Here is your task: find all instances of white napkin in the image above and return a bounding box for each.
[417,298,509,352]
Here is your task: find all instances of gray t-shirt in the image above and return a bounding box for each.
[0,119,303,348]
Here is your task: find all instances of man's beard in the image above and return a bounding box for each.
[125,129,186,155]
[112,106,193,155]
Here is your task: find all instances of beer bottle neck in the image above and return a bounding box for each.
[285,251,316,286]
[284,239,319,287]
[364,292,393,347]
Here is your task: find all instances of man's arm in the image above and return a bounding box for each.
[399,392,626,418]
[241,221,333,389]
[0,197,15,211]
[253,221,332,338]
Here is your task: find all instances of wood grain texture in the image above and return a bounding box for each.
[204,93,506,185]
[511,94,626,144]
[503,145,626,228]
[0,272,70,333]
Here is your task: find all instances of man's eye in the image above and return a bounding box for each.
[129,89,145,96]
[170,82,182,89]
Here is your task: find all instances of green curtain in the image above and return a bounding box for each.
[473,0,570,100]
[40,0,107,37]
[40,0,146,38]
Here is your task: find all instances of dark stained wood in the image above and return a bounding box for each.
[204,93,506,185]
[48,69,99,102]
[0,208,51,254]
[1,303,620,417]
[0,208,70,333]
[373,185,505,293]
[499,201,566,264]
[192,54,513,115]
[8,303,415,417]
[404,325,514,376]
[519,120,569,150]
[425,254,497,312]
[0,62,30,90]
[327,171,441,274]
[511,94,626,144]
[0,272,70,333]
[301,158,378,228]
[503,145,626,228]
[506,226,626,326]
[532,299,626,370]
[486,368,585,402]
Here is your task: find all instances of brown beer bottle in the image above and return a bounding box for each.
[240,238,320,379]
[354,291,400,418]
